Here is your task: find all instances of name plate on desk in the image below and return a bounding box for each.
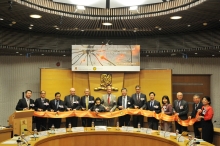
[72,127,84,132]
[95,126,107,131]
[121,126,134,132]
[177,134,185,142]
[159,131,170,137]
[38,131,48,136]
[146,128,152,134]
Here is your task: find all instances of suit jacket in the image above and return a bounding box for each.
[49,99,66,112]
[34,98,50,111]
[173,99,189,120]
[190,102,203,118]
[102,94,117,112]
[117,95,133,109]
[146,100,161,114]
[15,98,35,111]
[64,95,81,110]
[131,93,147,109]
[80,95,95,110]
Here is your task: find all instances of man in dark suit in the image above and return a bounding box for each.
[16,90,35,111]
[146,92,161,130]
[34,90,50,131]
[80,88,95,127]
[131,85,147,128]
[188,94,203,138]
[173,92,189,134]
[64,88,81,128]
[117,88,133,127]
[48,92,66,128]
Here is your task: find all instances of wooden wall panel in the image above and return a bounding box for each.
[40,69,72,101]
[140,70,172,103]
[89,72,124,98]
[124,72,140,96]
[72,72,89,96]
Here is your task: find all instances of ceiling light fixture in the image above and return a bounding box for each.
[41,54,44,55]
[187,25,191,27]
[212,55,215,57]
[29,27,32,29]
[16,52,19,53]
[170,16,182,20]
[9,24,12,26]
[30,24,34,26]
[63,55,66,57]
[203,22,207,26]
[0,18,4,20]
[56,27,60,30]
[122,28,126,31]
[102,22,112,26]
[30,14,42,18]
[12,21,16,24]
[195,53,198,55]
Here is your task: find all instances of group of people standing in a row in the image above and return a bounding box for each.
[15,85,214,143]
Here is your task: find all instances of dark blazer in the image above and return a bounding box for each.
[49,99,66,112]
[15,98,35,111]
[190,102,203,118]
[80,95,95,110]
[131,93,147,109]
[146,100,161,114]
[64,95,81,110]
[34,98,50,111]
[117,96,133,109]
[173,99,189,120]
[91,104,106,112]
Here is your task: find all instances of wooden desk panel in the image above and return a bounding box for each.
[213,128,220,146]
[0,128,12,142]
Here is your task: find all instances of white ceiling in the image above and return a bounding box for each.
[53,0,162,8]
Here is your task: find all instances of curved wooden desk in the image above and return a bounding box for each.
[0,128,213,146]
[0,128,12,142]
[30,128,212,146]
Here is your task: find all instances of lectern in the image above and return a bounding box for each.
[8,110,34,135]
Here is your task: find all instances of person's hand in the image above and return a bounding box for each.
[51,109,54,112]
[188,116,191,119]
[38,108,42,111]
[197,109,202,113]
[67,108,72,111]
[140,108,143,110]
[23,108,28,110]
[105,107,109,111]
[88,109,91,111]
[134,106,139,109]
[118,106,123,109]
[81,108,86,111]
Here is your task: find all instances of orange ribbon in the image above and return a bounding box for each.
[33,109,199,126]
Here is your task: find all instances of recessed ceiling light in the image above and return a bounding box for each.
[170,16,182,20]
[195,53,198,55]
[96,28,100,30]
[212,55,215,57]
[12,21,16,24]
[122,28,126,31]
[41,54,44,55]
[0,18,3,20]
[16,52,19,53]
[30,14,42,19]
[53,25,58,28]
[155,26,159,29]
[158,28,162,30]
[20,54,22,55]
[56,27,60,30]
[9,24,13,26]
[102,22,112,26]
[63,55,66,57]
[81,30,84,31]
[30,24,34,26]
[29,27,32,29]
[187,25,191,27]
[203,22,207,26]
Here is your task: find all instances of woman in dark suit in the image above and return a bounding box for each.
[91,97,106,126]
[198,96,214,143]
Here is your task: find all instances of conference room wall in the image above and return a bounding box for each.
[0,56,220,128]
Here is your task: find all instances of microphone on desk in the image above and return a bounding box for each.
[24,128,36,141]
[40,125,47,131]
[82,120,87,131]
[19,133,30,146]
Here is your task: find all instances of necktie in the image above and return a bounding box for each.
[26,99,30,109]
[137,94,140,101]
[86,96,89,110]
[122,97,125,109]
[41,98,44,103]
[195,104,197,110]
[150,101,153,107]
[70,96,73,106]
[108,94,110,104]
[56,100,59,109]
